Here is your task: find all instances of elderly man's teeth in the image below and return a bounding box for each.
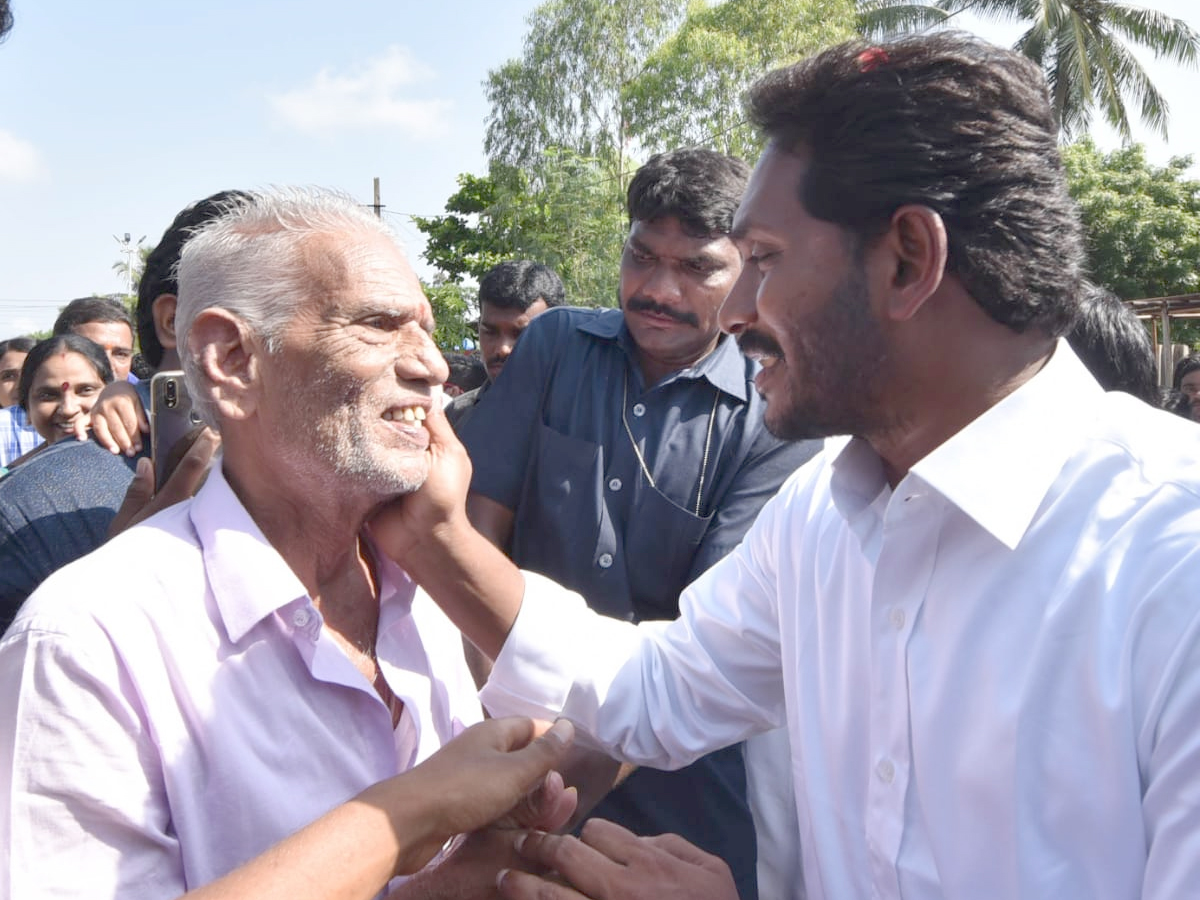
[383,407,427,423]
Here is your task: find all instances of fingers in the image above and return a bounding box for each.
[497,866,590,900]
[70,414,89,442]
[90,387,147,455]
[509,830,623,899]
[577,819,643,866]
[156,426,218,501]
[505,770,578,832]
[641,832,726,868]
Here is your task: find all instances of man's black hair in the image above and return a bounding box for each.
[0,337,36,357]
[138,190,251,369]
[443,351,487,394]
[1172,353,1200,391]
[626,148,750,238]
[478,260,565,312]
[747,31,1084,337]
[52,297,133,337]
[1067,283,1157,404]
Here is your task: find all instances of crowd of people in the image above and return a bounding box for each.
[2,24,1200,900]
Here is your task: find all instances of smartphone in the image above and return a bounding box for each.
[150,371,203,490]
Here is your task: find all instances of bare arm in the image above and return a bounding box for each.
[468,492,515,554]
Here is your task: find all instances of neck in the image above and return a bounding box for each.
[636,335,721,387]
[869,311,1057,487]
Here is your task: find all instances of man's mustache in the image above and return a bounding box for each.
[737,329,784,359]
[625,296,700,328]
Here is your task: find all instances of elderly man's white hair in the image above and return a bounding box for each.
[175,186,402,427]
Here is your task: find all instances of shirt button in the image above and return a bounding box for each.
[608,477,623,491]
[598,553,614,569]
[292,608,311,628]
[632,403,646,417]
[889,608,905,630]
[876,759,895,784]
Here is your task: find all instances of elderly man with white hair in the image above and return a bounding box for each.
[0,187,574,900]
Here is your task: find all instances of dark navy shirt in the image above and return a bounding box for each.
[461,306,819,899]
[0,438,138,629]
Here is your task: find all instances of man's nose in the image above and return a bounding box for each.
[719,264,759,335]
[639,263,684,304]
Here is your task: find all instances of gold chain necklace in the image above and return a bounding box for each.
[621,369,720,517]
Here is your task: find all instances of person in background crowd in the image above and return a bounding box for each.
[0,337,41,467]
[1066,281,1158,404]
[1172,353,1200,422]
[0,337,33,409]
[447,260,564,430]
[53,295,138,383]
[443,351,487,399]
[15,334,112,449]
[375,32,1200,900]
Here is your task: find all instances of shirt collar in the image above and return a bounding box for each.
[576,308,750,401]
[191,462,418,643]
[910,340,1102,548]
[190,460,313,643]
[831,340,1103,550]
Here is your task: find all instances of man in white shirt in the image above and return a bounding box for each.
[374,33,1200,900]
[0,187,572,899]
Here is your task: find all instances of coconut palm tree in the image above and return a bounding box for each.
[857,1,1200,142]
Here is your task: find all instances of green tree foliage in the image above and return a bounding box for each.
[1063,138,1200,300]
[484,0,687,172]
[415,149,627,308]
[422,280,477,351]
[625,0,856,159]
[859,1,1200,142]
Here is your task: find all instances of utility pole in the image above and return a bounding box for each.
[372,177,383,219]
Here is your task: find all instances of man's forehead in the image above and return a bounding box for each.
[627,217,736,256]
[73,320,134,344]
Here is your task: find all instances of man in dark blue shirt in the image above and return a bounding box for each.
[460,148,819,899]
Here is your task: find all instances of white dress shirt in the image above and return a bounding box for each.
[483,342,1200,900]
[0,462,482,898]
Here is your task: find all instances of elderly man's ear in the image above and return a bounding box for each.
[186,308,263,422]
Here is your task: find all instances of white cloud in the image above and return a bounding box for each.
[0,131,47,183]
[268,46,451,137]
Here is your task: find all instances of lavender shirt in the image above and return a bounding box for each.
[0,461,482,897]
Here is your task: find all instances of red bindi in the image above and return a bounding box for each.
[62,382,70,392]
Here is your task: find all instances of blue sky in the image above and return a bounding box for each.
[1,0,1196,339]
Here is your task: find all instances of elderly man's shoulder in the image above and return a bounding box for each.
[6,497,204,643]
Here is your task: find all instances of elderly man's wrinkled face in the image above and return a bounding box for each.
[260,232,448,498]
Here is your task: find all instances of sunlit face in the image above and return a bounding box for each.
[721,144,889,441]
[0,349,27,407]
[26,351,107,441]
[258,232,449,500]
[1180,370,1200,421]
[479,298,548,383]
[619,216,743,381]
[72,320,135,381]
